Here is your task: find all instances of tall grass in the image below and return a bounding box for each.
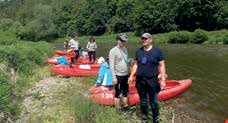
[70,93,139,123]
[205,30,228,44]
[69,76,173,123]
[0,31,54,122]
[70,92,173,123]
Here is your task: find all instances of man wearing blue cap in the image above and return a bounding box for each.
[128,33,166,123]
[109,33,129,112]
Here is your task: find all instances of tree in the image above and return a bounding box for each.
[175,0,227,31]
[17,4,58,41]
[134,0,177,35]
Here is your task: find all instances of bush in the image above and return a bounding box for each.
[0,41,53,75]
[9,21,23,34]
[17,20,58,41]
[0,69,19,118]
[0,72,12,112]
[168,31,191,44]
[0,39,53,121]
[0,19,14,31]
[107,16,132,33]
[223,36,228,44]
[71,95,102,123]
[190,29,208,44]
[16,4,58,41]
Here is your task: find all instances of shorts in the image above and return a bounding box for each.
[115,75,129,98]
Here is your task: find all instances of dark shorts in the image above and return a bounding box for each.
[88,51,96,61]
[71,50,79,64]
[74,50,79,59]
[115,75,129,98]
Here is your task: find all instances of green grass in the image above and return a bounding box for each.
[204,29,228,44]
[52,30,228,45]
[0,31,54,122]
[69,77,173,123]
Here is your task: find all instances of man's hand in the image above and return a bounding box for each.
[128,76,133,84]
[113,79,117,85]
[160,80,166,90]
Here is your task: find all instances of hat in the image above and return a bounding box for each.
[97,57,105,64]
[116,34,128,42]
[141,33,152,39]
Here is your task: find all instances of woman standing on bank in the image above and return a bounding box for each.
[87,36,97,64]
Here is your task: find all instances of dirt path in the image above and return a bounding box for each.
[15,76,88,123]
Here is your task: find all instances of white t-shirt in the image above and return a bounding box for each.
[68,39,79,50]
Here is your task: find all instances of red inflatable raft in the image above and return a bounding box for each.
[54,50,75,56]
[51,64,100,77]
[90,79,192,106]
[47,55,95,65]
[225,119,228,123]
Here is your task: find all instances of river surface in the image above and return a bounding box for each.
[52,42,228,122]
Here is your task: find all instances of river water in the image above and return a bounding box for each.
[53,42,228,122]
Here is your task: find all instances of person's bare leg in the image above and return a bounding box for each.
[123,97,128,107]
[115,98,121,112]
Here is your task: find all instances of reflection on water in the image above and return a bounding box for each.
[52,42,228,122]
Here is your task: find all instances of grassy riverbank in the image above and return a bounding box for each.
[0,31,54,122]
[19,75,173,123]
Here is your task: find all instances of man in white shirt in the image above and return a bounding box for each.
[68,35,79,64]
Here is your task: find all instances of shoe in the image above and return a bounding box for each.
[122,106,130,112]
[142,115,149,123]
[116,108,122,114]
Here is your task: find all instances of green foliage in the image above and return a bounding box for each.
[107,0,135,33]
[223,35,228,44]
[9,21,23,34]
[0,31,53,74]
[190,29,208,44]
[0,0,20,19]
[71,93,139,123]
[0,19,14,31]
[0,32,53,120]
[205,29,228,44]
[175,0,227,31]
[71,95,101,123]
[51,0,76,37]
[1,0,227,39]
[0,72,12,113]
[72,0,113,36]
[17,4,58,41]
[168,31,191,44]
[0,0,227,40]
[134,0,178,35]
[0,31,17,45]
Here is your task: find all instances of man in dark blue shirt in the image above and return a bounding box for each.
[128,33,166,123]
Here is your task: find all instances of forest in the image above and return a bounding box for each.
[0,0,227,41]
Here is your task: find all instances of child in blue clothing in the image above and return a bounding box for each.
[95,57,113,86]
[57,57,68,65]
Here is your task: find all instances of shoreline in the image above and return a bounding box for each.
[14,72,204,123]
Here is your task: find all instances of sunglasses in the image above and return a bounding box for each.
[141,37,148,40]
[120,39,126,42]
